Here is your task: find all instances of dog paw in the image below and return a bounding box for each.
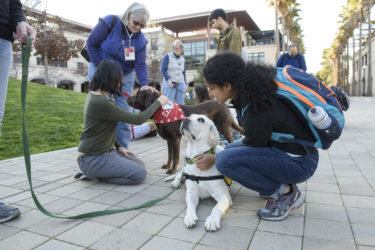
[166,169,176,174]
[161,164,168,169]
[184,213,198,228]
[205,215,221,232]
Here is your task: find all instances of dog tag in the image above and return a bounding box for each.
[162,101,174,110]
[124,47,135,61]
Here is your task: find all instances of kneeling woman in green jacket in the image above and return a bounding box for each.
[77,60,169,184]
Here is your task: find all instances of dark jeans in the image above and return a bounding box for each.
[215,140,319,196]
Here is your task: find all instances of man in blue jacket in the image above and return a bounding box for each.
[0,0,36,223]
[276,44,307,71]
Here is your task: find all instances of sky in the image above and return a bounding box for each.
[28,0,347,74]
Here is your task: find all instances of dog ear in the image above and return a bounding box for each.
[208,124,220,147]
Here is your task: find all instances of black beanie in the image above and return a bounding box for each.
[209,9,227,21]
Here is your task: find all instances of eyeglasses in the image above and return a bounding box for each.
[133,20,145,29]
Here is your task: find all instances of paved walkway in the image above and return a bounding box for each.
[1,97,375,250]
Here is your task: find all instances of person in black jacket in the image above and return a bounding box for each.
[0,0,36,223]
[196,52,319,221]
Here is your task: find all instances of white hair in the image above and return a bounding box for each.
[173,40,184,49]
[120,2,150,26]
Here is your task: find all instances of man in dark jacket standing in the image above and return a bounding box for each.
[277,44,307,71]
[209,9,242,56]
[0,0,36,223]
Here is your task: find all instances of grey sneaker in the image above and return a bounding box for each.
[257,185,304,221]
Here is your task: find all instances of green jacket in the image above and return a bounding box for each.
[217,24,242,56]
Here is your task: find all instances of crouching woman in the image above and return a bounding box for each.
[77,60,169,184]
[197,52,319,221]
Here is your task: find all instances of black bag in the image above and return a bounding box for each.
[80,16,117,62]
[330,86,350,111]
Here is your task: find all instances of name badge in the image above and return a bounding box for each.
[124,47,135,61]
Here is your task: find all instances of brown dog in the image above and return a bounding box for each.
[128,90,242,174]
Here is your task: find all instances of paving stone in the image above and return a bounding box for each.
[357,246,375,250]
[47,185,84,196]
[221,208,259,230]
[304,218,354,243]
[0,231,48,250]
[0,176,27,186]
[4,209,49,229]
[158,217,206,243]
[146,199,186,217]
[12,179,48,190]
[90,207,141,227]
[38,173,70,182]
[231,195,265,211]
[200,226,253,250]
[34,239,84,250]
[0,185,23,198]
[43,197,83,214]
[33,182,65,193]
[112,183,149,193]
[306,191,343,206]
[3,191,31,203]
[305,203,348,222]
[303,237,357,250]
[123,211,173,235]
[67,187,107,200]
[334,170,364,177]
[62,201,109,216]
[140,236,195,250]
[249,231,302,250]
[89,182,118,191]
[347,207,375,225]
[28,217,82,237]
[352,224,375,246]
[194,245,221,250]
[342,195,375,209]
[90,190,132,205]
[91,228,152,250]
[337,177,369,186]
[56,221,115,247]
[339,184,375,196]
[258,216,304,237]
[306,182,340,193]
[16,193,60,209]
[0,224,19,240]
[307,175,337,184]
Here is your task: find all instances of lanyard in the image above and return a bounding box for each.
[124,26,133,47]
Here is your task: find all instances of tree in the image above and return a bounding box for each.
[22,7,85,86]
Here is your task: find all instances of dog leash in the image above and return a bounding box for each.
[21,36,184,219]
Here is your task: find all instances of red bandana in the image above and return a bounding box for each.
[153,102,185,124]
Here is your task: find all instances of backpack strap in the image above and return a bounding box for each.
[99,15,117,37]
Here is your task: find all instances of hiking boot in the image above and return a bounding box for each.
[0,202,21,223]
[257,185,304,221]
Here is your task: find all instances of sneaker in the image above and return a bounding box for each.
[0,202,21,223]
[257,185,304,221]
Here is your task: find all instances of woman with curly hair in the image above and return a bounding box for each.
[196,52,319,221]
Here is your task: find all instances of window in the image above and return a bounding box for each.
[36,56,67,68]
[248,52,265,64]
[183,39,217,70]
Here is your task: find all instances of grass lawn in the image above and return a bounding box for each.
[0,78,87,160]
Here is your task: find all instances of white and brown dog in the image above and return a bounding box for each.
[170,114,232,232]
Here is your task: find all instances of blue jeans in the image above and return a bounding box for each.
[0,39,12,138]
[216,140,319,196]
[88,63,134,149]
[162,80,186,105]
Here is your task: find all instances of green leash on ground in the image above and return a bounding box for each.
[21,36,184,219]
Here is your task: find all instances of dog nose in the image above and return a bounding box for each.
[183,117,190,123]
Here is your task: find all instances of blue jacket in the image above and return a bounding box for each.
[276,53,307,71]
[86,15,149,85]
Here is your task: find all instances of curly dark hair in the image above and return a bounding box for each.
[90,60,123,96]
[203,52,277,113]
[194,83,211,103]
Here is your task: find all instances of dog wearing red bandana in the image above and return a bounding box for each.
[128,90,242,174]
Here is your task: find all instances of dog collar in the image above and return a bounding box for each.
[184,147,216,164]
[153,102,185,124]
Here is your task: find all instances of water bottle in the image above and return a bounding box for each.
[308,106,332,130]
